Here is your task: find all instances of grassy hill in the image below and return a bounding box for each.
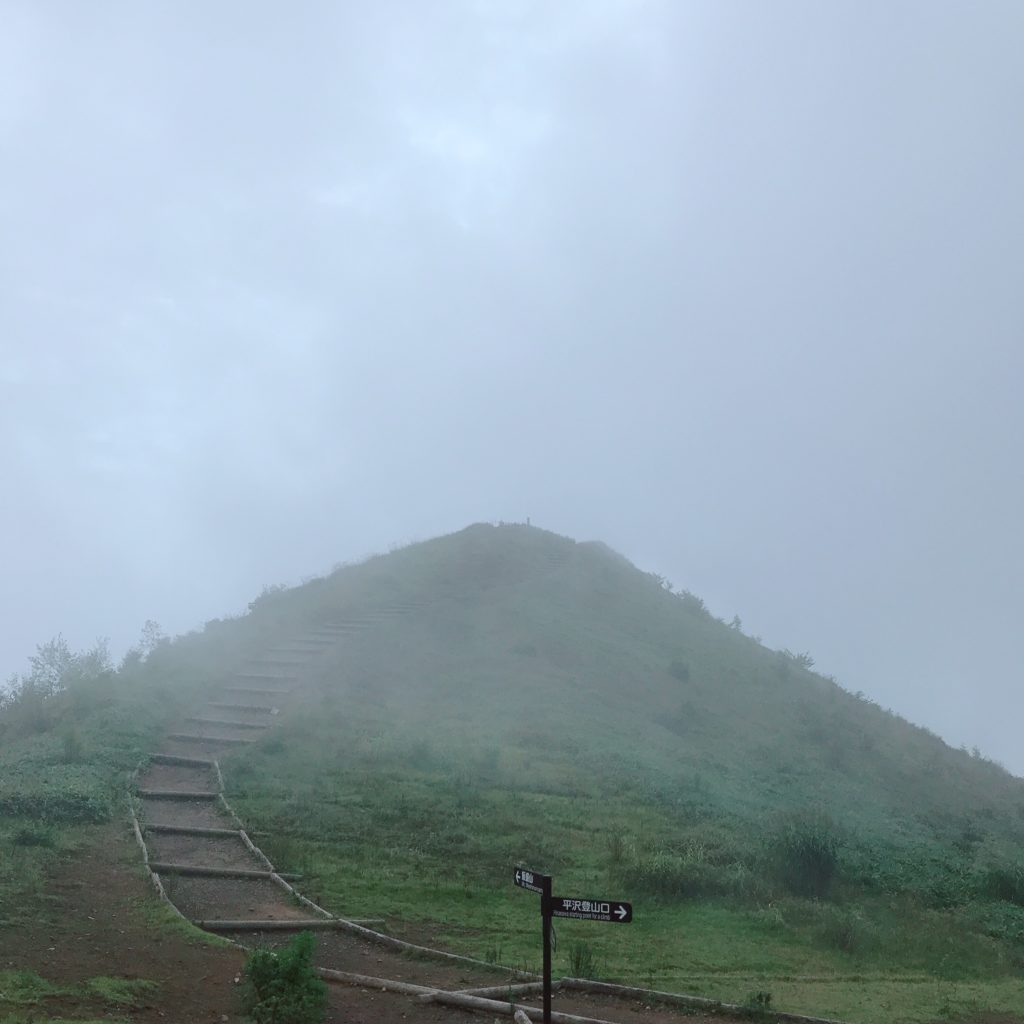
[3,522,1024,1023]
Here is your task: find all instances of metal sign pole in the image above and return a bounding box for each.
[541,873,552,1024]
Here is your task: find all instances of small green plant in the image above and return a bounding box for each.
[567,940,598,979]
[482,939,503,964]
[749,903,786,932]
[241,932,327,1024]
[11,824,56,848]
[745,990,773,1012]
[0,968,64,1004]
[606,832,628,864]
[85,976,158,1006]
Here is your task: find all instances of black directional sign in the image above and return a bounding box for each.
[514,867,632,1024]
[551,897,633,924]
[514,867,551,895]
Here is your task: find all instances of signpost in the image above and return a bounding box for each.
[514,867,549,895]
[514,867,632,1024]
[551,897,632,923]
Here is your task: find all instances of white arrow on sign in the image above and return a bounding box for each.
[515,870,522,884]
[614,905,627,920]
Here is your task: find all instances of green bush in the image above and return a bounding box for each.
[567,940,599,978]
[0,762,113,823]
[0,786,111,823]
[11,824,56,848]
[241,932,326,1024]
[668,659,690,682]
[769,810,841,898]
[745,990,773,1011]
[980,863,1024,907]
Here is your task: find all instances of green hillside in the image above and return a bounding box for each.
[4,523,1024,1023]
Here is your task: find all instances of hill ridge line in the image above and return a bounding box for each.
[125,548,849,1024]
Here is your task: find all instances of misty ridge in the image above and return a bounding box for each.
[4,523,1024,1023]
[2,0,1022,780]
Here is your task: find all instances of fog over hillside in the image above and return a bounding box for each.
[2,2,1022,771]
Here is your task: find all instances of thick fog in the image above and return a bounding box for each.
[2,2,1022,771]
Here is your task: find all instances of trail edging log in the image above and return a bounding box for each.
[147,862,276,880]
[425,989,621,1024]
[560,979,850,1024]
[200,918,352,931]
[315,967,437,996]
[136,789,219,800]
[420,981,555,1002]
[145,823,241,837]
[148,753,217,767]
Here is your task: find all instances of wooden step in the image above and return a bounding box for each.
[148,862,275,880]
[198,918,340,931]
[223,686,291,697]
[136,789,220,800]
[146,823,242,838]
[186,717,269,730]
[167,733,255,745]
[207,702,276,713]
[148,753,217,767]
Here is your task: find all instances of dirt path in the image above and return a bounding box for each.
[0,821,484,1024]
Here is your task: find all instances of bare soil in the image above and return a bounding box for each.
[0,822,484,1023]
[139,796,234,828]
[146,832,265,871]
[166,876,312,922]
[141,763,219,791]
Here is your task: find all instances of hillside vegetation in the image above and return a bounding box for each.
[3,523,1024,1023]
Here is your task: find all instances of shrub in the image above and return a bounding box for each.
[769,810,841,898]
[980,863,1024,907]
[606,833,630,865]
[0,786,111,823]
[567,940,598,978]
[11,824,56,848]
[745,991,773,1011]
[241,931,326,1024]
[817,906,868,953]
[668,659,690,683]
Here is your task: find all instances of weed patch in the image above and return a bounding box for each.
[242,931,326,1024]
[567,941,599,978]
[84,976,158,1006]
[0,970,64,1004]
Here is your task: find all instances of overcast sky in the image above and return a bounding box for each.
[2,1,1022,772]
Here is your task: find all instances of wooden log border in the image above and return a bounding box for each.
[146,823,241,837]
[420,981,555,1001]
[560,979,850,1024]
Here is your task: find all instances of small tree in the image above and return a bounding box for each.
[139,620,166,656]
[27,635,75,697]
[241,932,326,1024]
